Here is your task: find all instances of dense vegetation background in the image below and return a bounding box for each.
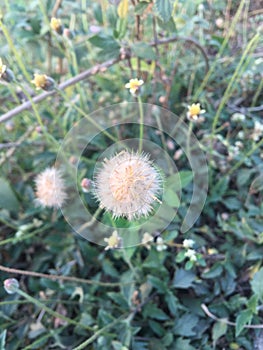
[0,0,262,349]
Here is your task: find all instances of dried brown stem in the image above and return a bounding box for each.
[201,304,263,329]
[0,35,208,123]
[51,0,63,17]
[0,264,124,287]
[0,57,120,123]
[150,35,209,73]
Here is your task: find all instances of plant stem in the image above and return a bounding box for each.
[72,315,126,350]
[16,288,93,331]
[0,263,125,287]
[193,0,246,99]
[138,96,144,153]
[211,33,260,134]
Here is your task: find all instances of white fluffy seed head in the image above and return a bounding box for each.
[35,167,67,208]
[94,151,162,220]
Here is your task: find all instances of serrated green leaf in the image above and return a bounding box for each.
[212,321,227,344]
[173,269,195,288]
[163,188,180,207]
[154,0,172,23]
[131,42,157,60]
[236,309,253,337]
[174,313,199,336]
[166,171,193,191]
[251,268,263,301]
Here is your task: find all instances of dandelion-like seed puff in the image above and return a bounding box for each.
[94,151,162,220]
[35,167,67,208]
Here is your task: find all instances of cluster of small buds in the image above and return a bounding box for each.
[0,58,15,82]
[251,121,263,142]
[183,239,197,262]
[187,103,206,123]
[156,236,167,252]
[183,239,195,249]
[31,73,56,91]
[104,230,122,250]
[231,113,246,122]
[185,249,197,262]
[125,78,144,95]
[141,232,154,250]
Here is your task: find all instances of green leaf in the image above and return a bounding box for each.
[223,196,241,210]
[0,330,7,349]
[173,313,199,336]
[154,0,173,23]
[173,338,195,350]
[212,321,227,345]
[202,263,223,279]
[147,275,167,293]
[149,319,165,337]
[131,43,157,60]
[165,291,178,316]
[235,309,253,337]
[251,268,263,301]
[0,178,19,211]
[173,269,195,289]
[89,34,120,59]
[163,188,180,207]
[143,303,169,320]
[247,294,258,313]
[166,171,193,191]
[135,2,149,15]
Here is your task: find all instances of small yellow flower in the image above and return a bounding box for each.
[0,58,7,78]
[187,103,206,122]
[50,17,63,34]
[104,231,122,250]
[125,78,144,95]
[31,73,55,91]
[31,74,48,90]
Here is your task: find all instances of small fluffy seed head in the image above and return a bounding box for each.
[35,167,67,208]
[94,151,162,220]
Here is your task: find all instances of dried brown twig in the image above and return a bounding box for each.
[0,263,124,287]
[0,57,120,123]
[201,304,263,329]
[0,35,208,123]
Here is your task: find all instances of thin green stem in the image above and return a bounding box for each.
[72,315,126,350]
[122,248,139,280]
[227,138,263,177]
[251,77,263,108]
[138,96,144,153]
[16,288,93,331]
[0,20,31,82]
[78,207,103,233]
[16,83,59,148]
[187,121,193,158]
[0,225,51,246]
[212,33,260,134]
[193,0,246,99]
[56,88,118,142]
[23,326,66,350]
